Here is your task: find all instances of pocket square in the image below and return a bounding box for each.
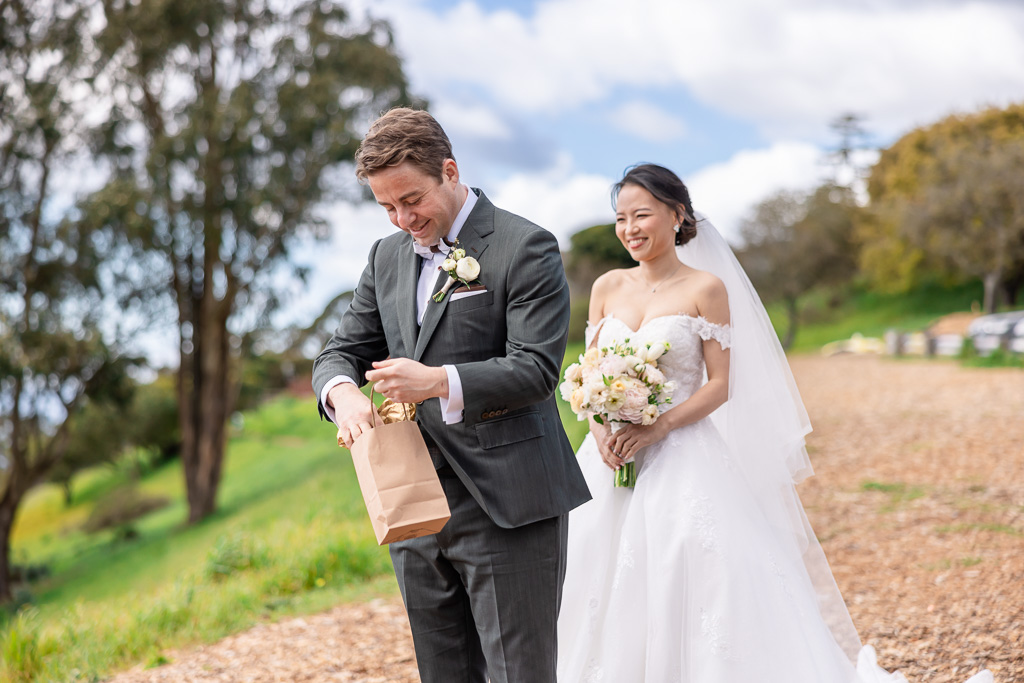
[450,286,488,301]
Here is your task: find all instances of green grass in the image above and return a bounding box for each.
[767,281,986,354]
[859,480,927,511]
[3,396,395,683]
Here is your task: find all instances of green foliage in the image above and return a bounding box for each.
[565,223,634,298]
[568,223,633,269]
[567,296,591,343]
[737,184,861,348]
[959,344,1024,369]
[1,611,52,683]
[205,533,270,582]
[126,375,181,467]
[862,103,1024,310]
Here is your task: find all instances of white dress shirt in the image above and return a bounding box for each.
[320,186,477,426]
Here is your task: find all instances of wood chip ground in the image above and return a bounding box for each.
[110,356,1024,682]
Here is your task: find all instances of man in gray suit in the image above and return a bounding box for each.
[313,108,590,683]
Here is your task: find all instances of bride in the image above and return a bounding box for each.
[555,163,993,683]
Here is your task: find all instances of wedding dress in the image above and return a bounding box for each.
[556,217,993,683]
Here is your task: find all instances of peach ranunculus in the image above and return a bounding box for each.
[641,404,660,425]
[569,388,586,415]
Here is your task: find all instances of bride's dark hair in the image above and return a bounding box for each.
[611,163,698,246]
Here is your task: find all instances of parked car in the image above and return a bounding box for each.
[966,310,1024,355]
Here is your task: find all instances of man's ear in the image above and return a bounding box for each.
[441,158,459,185]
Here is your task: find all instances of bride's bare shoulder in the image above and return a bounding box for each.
[591,267,634,294]
[686,268,729,320]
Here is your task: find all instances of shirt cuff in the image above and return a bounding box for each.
[320,375,357,425]
[439,365,464,424]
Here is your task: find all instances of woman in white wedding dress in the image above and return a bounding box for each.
[556,164,992,683]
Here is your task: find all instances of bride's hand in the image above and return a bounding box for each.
[607,422,667,465]
[589,420,623,471]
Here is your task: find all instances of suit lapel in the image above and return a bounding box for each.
[396,240,420,358]
[413,189,494,361]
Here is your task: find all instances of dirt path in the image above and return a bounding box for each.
[110,356,1024,683]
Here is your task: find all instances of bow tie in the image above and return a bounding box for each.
[412,238,452,259]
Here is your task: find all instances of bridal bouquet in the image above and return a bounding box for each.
[560,338,675,487]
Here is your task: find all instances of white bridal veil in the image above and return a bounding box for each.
[680,212,863,659]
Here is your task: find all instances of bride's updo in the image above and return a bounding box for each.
[612,163,698,246]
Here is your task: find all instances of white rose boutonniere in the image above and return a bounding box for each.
[433,238,483,302]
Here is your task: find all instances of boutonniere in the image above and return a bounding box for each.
[433,239,482,302]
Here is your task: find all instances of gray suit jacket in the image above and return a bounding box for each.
[313,190,591,528]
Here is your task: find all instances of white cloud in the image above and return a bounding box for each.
[607,100,687,142]
[431,99,514,140]
[372,0,1024,140]
[489,155,615,246]
[287,200,398,324]
[684,142,826,243]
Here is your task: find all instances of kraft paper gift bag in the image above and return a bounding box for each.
[346,389,451,545]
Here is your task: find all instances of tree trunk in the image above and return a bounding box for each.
[180,313,232,524]
[1003,268,1024,308]
[0,498,16,603]
[782,297,799,350]
[983,272,1001,314]
[0,474,29,604]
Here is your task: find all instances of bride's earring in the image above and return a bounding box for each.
[673,224,681,234]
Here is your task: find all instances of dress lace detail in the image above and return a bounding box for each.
[694,315,732,349]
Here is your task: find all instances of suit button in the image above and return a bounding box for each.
[501,408,508,415]
[481,412,488,420]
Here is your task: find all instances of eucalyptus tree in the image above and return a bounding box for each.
[84,0,415,522]
[0,0,136,603]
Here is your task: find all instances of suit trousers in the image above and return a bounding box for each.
[389,442,568,683]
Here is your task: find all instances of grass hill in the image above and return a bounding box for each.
[3,397,394,682]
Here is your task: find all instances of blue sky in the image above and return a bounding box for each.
[291,0,1024,324]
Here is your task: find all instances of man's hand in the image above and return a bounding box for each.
[328,382,383,449]
[365,358,448,404]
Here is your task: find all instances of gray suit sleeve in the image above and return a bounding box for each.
[456,227,570,414]
[312,239,390,414]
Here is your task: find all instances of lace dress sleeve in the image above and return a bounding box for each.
[696,316,732,350]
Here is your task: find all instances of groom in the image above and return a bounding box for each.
[313,108,590,683]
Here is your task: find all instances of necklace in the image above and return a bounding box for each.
[644,263,682,293]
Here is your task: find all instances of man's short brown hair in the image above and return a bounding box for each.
[354,108,455,182]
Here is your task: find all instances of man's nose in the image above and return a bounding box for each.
[396,206,416,229]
